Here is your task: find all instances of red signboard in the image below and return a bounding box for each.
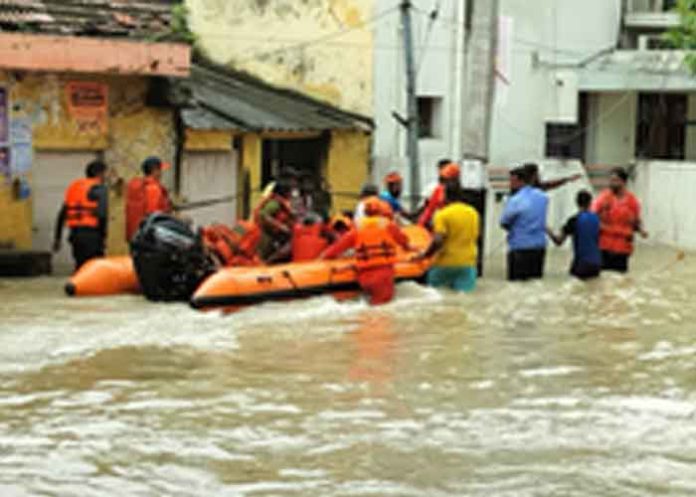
[66,82,109,134]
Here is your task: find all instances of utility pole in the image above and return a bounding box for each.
[400,0,421,210]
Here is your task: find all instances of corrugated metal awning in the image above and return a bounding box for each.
[181,61,373,133]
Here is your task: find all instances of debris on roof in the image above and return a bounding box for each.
[0,0,177,40]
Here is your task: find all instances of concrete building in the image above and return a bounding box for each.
[371,0,695,251]
[491,0,696,249]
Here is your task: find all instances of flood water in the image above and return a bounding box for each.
[0,246,694,496]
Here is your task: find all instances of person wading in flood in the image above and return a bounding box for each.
[500,166,549,281]
[417,182,481,292]
[549,190,602,280]
[53,160,109,271]
[322,197,411,306]
[591,167,648,273]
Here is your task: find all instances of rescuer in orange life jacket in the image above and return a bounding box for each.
[125,156,173,242]
[53,160,109,271]
[291,213,335,262]
[321,197,412,306]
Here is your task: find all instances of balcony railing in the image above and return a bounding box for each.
[624,0,680,30]
[626,0,678,13]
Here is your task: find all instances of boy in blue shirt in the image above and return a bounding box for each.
[549,190,601,280]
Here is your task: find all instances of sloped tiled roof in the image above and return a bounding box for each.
[181,59,373,133]
[0,0,176,39]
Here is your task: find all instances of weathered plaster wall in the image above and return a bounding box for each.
[326,130,370,213]
[187,0,374,116]
[185,129,234,151]
[104,84,175,255]
[0,182,32,249]
[0,71,175,255]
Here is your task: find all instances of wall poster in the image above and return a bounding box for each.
[66,82,109,135]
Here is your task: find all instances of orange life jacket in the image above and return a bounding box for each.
[202,221,261,267]
[592,189,641,255]
[64,178,101,229]
[126,176,172,241]
[418,183,445,227]
[292,222,328,262]
[355,217,398,269]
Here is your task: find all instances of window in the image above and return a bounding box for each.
[636,93,687,160]
[545,93,588,160]
[663,0,677,11]
[417,96,443,139]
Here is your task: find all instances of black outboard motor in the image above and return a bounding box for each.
[130,213,214,302]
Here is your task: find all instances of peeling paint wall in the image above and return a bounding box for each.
[187,0,375,116]
[0,71,175,256]
[103,80,175,256]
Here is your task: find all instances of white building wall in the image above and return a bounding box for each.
[633,161,696,249]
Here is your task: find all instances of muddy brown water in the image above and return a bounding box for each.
[0,247,694,496]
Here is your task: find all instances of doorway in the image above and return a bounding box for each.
[33,152,97,274]
[260,135,329,188]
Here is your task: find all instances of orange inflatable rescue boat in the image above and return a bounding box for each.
[191,225,432,311]
[65,256,140,297]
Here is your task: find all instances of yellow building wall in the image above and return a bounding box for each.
[186,0,374,116]
[0,180,32,249]
[0,71,175,254]
[326,130,370,213]
[185,129,234,151]
[242,133,263,213]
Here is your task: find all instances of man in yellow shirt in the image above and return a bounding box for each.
[417,182,480,292]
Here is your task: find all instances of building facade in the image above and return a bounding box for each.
[0,0,192,273]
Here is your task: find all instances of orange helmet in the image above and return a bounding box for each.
[363,196,384,217]
[384,171,402,185]
[439,163,460,180]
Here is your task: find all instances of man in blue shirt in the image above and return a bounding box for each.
[549,190,601,280]
[500,167,549,281]
[379,172,413,221]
